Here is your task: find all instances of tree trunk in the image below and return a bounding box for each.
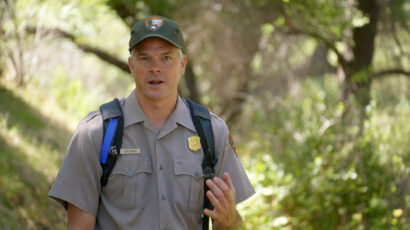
[224,63,253,125]
[341,0,379,134]
[340,1,380,229]
[6,0,25,86]
[184,62,201,104]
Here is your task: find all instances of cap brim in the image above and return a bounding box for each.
[129,34,182,51]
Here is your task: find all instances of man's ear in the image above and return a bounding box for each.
[128,56,134,74]
[180,55,188,75]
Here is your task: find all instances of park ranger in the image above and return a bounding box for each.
[49,15,254,230]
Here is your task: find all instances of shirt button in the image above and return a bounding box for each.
[195,171,199,177]
[163,225,169,230]
[159,165,163,170]
[161,194,166,200]
[127,169,134,175]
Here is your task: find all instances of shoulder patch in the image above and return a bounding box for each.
[228,133,238,157]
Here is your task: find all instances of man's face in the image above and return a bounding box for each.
[128,37,187,103]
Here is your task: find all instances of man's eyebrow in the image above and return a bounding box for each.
[135,51,172,56]
[135,52,148,56]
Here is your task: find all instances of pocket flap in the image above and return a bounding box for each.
[111,156,152,176]
[174,159,203,179]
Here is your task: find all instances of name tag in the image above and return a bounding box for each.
[120,148,141,155]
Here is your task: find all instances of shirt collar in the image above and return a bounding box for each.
[123,89,196,133]
[123,89,146,128]
[167,96,196,132]
[157,96,197,138]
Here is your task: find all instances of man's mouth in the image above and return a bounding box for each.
[148,79,164,85]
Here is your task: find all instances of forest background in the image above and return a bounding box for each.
[0,0,409,229]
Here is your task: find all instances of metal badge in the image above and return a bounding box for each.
[188,136,201,152]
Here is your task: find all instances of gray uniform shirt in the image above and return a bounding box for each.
[49,89,255,230]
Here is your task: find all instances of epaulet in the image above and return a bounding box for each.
[85,110,100,123]
[208,111,225,125]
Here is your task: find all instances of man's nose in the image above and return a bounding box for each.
[149,59,161,73]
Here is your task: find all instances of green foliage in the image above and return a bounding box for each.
[280,0,364,42]
[387,0,410,30]
[51,65,94,119]
[351,66,372,83]
[1,0,409,229]
[10,0,129,54]
[239,75,409,229]
[0,84,69,229]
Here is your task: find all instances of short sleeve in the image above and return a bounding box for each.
[211,115,255,204]
[48,112,103,216]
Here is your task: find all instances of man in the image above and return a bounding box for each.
[49,15,254,230]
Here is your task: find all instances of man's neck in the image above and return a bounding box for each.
[136,94,178,132]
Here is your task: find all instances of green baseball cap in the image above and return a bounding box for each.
[129,16,184,52]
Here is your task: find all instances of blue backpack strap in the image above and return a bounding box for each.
[186,99,216,230]
[99,98,124,187]
[100,118,118,164]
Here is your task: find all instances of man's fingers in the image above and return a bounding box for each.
[203,208,216,219]
[213,177,230,197]
[206,190,223,210]
[223,172,234,191]
[206,174,237,205]
[223,173,236,203]
[204,175,239,226]
[207,178,231,208]
[214,177,229,191]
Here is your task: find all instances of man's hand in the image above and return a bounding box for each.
[203,172,243,230]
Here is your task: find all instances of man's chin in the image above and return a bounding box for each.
[144,93,176,103]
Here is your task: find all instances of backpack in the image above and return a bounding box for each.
[98,98,217,230]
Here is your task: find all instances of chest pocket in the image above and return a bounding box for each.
[173,159,204,211]
[102,155,152,209]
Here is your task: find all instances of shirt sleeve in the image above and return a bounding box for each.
[211,115,255,204]
[48,112,103,216]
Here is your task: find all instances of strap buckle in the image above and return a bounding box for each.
[203,166,214,180]
[109,146,119,158]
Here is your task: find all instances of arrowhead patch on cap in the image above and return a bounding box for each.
[145,16,164,31]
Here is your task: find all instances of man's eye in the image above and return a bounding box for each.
[162,56,171,61]
[139,57,149,61]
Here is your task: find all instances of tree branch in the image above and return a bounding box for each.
[390,16,404,56]
[76,44,129,73]
[106,0,136,28]
[372,68,410,80]
[277,4,348,69]
[25,27,130,73]
[290,28,347,68]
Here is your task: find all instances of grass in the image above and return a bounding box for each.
[0,83,70,229]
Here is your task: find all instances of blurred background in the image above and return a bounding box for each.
[0,0,409,229]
